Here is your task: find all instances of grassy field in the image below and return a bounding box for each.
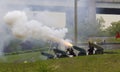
[90,37,120,43]
[0,52,42,63]
[0,49,120,72]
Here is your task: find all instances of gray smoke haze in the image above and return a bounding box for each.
[0,0,14,56]
[0,0,96,57]
[0,0,70,56]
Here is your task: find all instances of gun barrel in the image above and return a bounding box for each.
[41,52,54,59]
[53,49,66,55]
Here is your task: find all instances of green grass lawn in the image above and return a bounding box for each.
[0,52,42,63]
[0,49,120,72]
[106,38,120,43]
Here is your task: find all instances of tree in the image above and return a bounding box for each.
[95,16,107,36]
[106,21,120,36]
[96,16,105,30]
[76,16,105,38]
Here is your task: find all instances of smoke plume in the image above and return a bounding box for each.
[4,10,68,45]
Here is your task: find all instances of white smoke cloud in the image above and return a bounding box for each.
[0,0,73,57]
[4,10,68,44]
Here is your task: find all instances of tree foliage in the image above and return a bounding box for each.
[96,16,105,30]
[76,16,106,38]
[93,16,106,36]
[106,21,120,36]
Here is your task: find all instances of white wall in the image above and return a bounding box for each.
[28,11,66,28]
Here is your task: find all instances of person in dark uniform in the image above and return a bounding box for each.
[88,42,94,55]
[66,48,76,56]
